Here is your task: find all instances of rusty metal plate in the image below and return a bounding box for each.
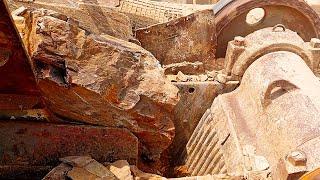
[169,81,238,164]
[136,9,217,74]
[0,121,138,169]
[0,0,39,95]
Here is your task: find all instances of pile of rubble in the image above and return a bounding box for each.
[43,156,164,180]
[1,0,320,179]
[43,156,241,180]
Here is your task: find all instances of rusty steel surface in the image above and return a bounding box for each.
[136,9,217,74]
[169,81,238,165]
[184,51,320,179]
[0,0,41,111]
[0,0,38,95]
[215,0,320,57]
[118,0,211,28]
[182,107,228,176]
[223,26,320,80]
[0,121,138,178]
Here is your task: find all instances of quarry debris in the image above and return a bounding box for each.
[2,0,320,179]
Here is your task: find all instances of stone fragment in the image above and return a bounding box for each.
[63,156,117,180]
[11,6,27,16]
[108,160,133,180]
[198,74,208,82]
[163,61,205,75]
[17,8,179,166]
[177,71,188,82]
[130,165,166,180]
[43,163,72,180]
[287,151,307,166]
[60,156,95,168]
[44,157,120,180]
[166,75,178,82]
[67,167,99,180]
[206,71,217,79]
[216,73,227,84]
[188,75,199,82]
[84,160,116,178]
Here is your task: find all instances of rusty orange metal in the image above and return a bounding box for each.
[0,0,39,95]
[215,0,320,57]
[0,121,138,179]
[184,51,320,179]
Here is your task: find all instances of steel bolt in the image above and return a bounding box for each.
[234,36,245,46]
[0,49,11,67]
[310,38,320,48]
[287,150,307,166]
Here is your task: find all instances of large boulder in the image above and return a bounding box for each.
[17,8,179,167]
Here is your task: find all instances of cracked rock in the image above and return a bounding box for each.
[16,8,180,167]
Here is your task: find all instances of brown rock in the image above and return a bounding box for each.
[18,8,179,165]
[177,71,188,82]
[10,0,133,41]
[216,73,227,84]
[83,160,116,179]
[63,156,117,180]
[108,160,133,180]
[44,157,118,180]
[43,163,73,180]
[198,74,208,82]
[67,167,100,180]
[60,156,95,168]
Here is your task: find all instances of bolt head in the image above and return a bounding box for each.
[311,38,320,48]
[234,36,245,46]
[287,150,307,166]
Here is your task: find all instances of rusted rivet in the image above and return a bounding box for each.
[286,150,307,166]
[0,49,11,67]
[310,38,320,48]
[234,36,245,46]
